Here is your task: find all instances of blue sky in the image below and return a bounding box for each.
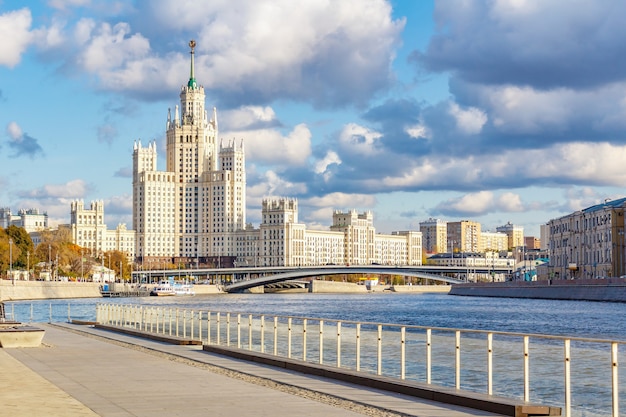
[2,0,626,238]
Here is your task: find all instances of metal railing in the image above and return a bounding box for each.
[96,303,621,417]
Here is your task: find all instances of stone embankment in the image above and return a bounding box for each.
[0,280,102,301]
[450,278,626,302]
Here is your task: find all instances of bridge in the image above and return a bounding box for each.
[133,265,512,293]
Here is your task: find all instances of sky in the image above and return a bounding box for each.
[2,0,626,238]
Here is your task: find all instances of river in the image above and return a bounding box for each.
[8,292,626,340]
[6,292,626,416]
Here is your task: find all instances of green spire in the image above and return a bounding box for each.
[188,39,197,89]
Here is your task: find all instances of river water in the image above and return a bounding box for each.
[6,292,626,416]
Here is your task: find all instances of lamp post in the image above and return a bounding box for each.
[9,238,13,284]
[27,251,30,281]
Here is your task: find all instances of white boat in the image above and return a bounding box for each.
[173,283,195,296]
[150,281,176,296]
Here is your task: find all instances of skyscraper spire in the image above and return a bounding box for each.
[188,39,197,89]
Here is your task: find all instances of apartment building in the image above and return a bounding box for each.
[447,220,481,253]
[419,218,447,254]
[70,200,136,259]
[547,197,626,280]
[496,221,524,249]
[133,41,245,264]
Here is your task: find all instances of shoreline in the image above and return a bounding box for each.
[450,278,626,302]
[0,280,450,301]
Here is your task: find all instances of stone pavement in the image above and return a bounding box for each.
[0,323,505,417]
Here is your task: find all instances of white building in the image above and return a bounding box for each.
[0,207,48,233]
[133,40,245,265]
[70,200,136,260]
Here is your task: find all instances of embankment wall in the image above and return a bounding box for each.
[390,285,450,293]
[450,278,626,302]
[309,280,368,293]
[0,280,102,301]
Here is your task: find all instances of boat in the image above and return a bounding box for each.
[149,281,176,296]
[173,283,195,296]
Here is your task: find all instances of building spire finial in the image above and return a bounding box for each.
[188,39,197,89]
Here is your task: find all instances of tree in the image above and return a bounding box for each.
[6,225,33,269]
[104,250,132,282]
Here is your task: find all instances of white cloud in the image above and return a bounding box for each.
[22,179,90,199]
[448,102,487,135]
[220,106,277,128]
[225,122,312,166]
[338,123,383,156]
[6,122,23,139]
[377,141,626,191]
[304,192,376,209]
[406,124,431,140]
[0,9,33,67]
[497,192,524,212]
[246,170,307,206]
[314,151,341,181]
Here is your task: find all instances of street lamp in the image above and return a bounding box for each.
[27,251,30,281]
[9,238,13,284]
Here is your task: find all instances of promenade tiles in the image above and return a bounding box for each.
[3,324,504,417]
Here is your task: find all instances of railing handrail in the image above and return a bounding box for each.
[96,302,626,346]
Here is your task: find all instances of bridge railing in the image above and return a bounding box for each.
[96,303,621,417]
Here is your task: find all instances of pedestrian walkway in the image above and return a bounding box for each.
[1,323,505,417]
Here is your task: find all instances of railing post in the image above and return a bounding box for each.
[426,328,432,384]
[377,324,383,376]
[401,326,406,380]
[190,311,194,340]
[176,309,180,337]
[487,333,493,395]
[248,314,253,351]
[564,339,571,417]
[168,308,172,336]
[288,317,292,359]
[319,320,324,364]
[216,312,221,345]
[523,335,530,402]
[302,319,307,361]
[183,310,187,338]
[207,312,212,345]
[356,323,361,372]
[612,342,619,417]
[260,315,265,353]
[235,313,239,348]
[197,311,202,341]
[273,316,278,356]
[337,321,342,368]
[226,313,230,346]
[455,330,461,389]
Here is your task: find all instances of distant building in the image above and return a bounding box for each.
[448,220,481,253]
[0,207,48,233]
[70,200,136,260]
[236,198,422,267]
[419,218,447,254]
[480,231,509,252]
[547,197,626,280]
[496,221,524,249]
[524,236,541,250]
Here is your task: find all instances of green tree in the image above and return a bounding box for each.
[6,225,34,269]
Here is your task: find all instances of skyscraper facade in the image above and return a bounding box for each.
[133,41,245,265]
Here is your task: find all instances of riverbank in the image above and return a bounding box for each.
[0,280,102,301]
[0,279,451,301]
[450,278,626,302]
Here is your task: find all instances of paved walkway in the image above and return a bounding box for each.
[1,323,504,417]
